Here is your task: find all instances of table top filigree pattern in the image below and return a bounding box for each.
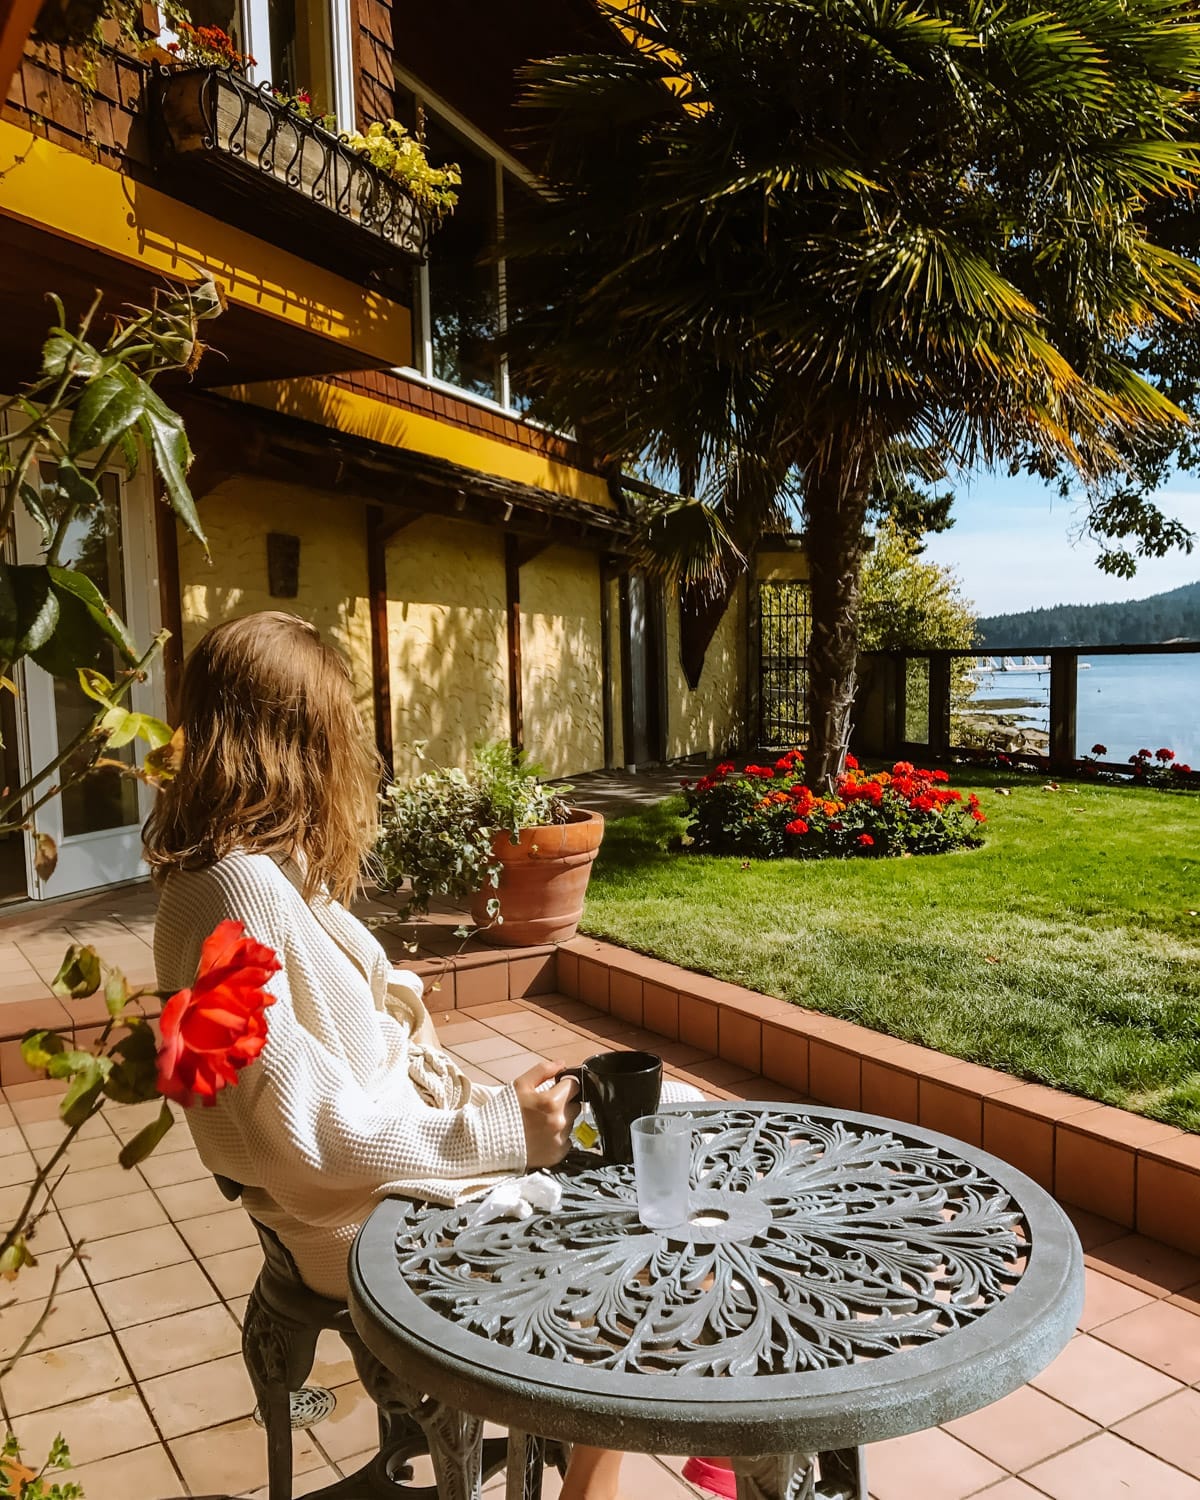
[393,1107,1029,1379]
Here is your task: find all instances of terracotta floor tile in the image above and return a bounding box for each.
[311,1326,359,1388]
[1029,1333,1182,1425]
[202,1244,263,1299]
[0,1286,108,1360]
[30,1135,124,1173]
[1077,1269,1155,1331]
[866,1426,1005,1500]
[1090,1298,1200,1382]
[1,1147,38,1184]
[1169,1281,1200,1315]
[1086,1233,1200,1295]
[155,1175,239,1221]
[963,1483,1045,1500]
[60,1443,186,1500]
[81,1223,192,1284]
[59,1189,168,1242]
[5,1246,88,1304]
[11,1385,158,1467]
[317,1380,384,1462]
[136,1147,208,1189]
[19,1112,112,1149]
[432,1018,494,1045]
[141,1349,256,1438]
[243,1463,345,1499]
[453,1034,534,1064]
[1022,1430,1200,1500]
[1064,1206,1127,1250]
[96,1259,218,1329]
[48,1163,141,1209]
[1114,1389,1200,1479]
[484,1050,551,1084]
[942,1384,1099,1472]
[176,1207,260,1257]
[168,1413,325,1495]
[457,1060,503,1086]
[510,1022,588,1054]
[2,1332,129,1415]
[117,1302,243,1382]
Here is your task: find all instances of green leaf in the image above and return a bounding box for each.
[0,562,60,666]
[0,1235,36,1279]
[55,459,101,512]
[103,1020,159,1104]
[41,329,102,380]
[28,568,138,680]
[51,944,101,999]
[45,1047,97,1079]
[61,1057,109,1127]
[118,1100,175,1168]
[20,1028,66,1071]
[104,968,130,1018]
[77,666,115,705]
[18,480,53,543]
[138,388,207,554]
[67,369,145,457]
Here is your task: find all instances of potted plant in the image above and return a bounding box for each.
[376,743,605,946]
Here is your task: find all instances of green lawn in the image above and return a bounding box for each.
[581,771,1200,1130]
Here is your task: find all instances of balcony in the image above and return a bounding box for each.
[150,67,430,275]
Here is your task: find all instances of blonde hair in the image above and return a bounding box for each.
[143,612,380,904]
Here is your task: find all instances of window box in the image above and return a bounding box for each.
[151,66,430,266]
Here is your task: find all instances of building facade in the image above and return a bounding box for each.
[0,0,793,904]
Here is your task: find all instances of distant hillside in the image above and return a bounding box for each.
[977,580,1200,647]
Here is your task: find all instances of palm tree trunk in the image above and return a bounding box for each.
[804,470,870,790]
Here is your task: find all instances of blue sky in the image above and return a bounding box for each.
[921,471,1200,617]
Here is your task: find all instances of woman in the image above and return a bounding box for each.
[146,611,643,1500]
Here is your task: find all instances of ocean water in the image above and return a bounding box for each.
[967,653,1200,765]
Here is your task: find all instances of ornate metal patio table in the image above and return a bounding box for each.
[348,1103,1083,1500]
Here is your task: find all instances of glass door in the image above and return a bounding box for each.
[13,461,164,900]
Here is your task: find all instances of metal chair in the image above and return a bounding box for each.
[215,1176,547,1499]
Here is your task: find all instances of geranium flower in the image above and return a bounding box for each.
[785,818,809,836]
[157,921,279,1108]
[856,833,874,847]
[844,754,859,771]
[893,761,915,775]
[1091,744,1107,756]
[1156,748,1175,762]
[971,809,987,823]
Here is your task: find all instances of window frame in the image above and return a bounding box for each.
[392,62,542,417]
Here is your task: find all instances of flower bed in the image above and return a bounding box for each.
[681,753,986,859]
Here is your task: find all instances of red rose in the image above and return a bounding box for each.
[157,921,279,1108]
[785,818,809,836]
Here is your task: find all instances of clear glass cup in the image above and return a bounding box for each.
[631,1114,692,1229]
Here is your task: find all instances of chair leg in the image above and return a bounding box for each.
[243,1284,322,1500]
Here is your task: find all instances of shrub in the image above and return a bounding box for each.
[681,752,985,860]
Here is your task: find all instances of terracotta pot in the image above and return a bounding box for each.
[470,807,604,946]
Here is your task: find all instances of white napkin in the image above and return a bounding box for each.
[466,1172,563,1226]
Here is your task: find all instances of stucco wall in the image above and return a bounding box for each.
[384,517,509,780]
[665,577,747,760]
[607,575,624,770]
[177,478,373,713]
[519,546,605,779]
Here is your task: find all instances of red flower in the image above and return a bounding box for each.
[930,769,950,783]
[1178,764,1193,775]
[785,818,809,836]
[893,761,915,776]
[679,778,691,789]
[157,921,279,1108]
[844,754,859,770]
[971,809,987,823]
[1091,744,1107,756]
[1136,749,1152,760]
[1156,748,1175,762]
[715,762,735,777]
[856,833,874,847]
[743,765,775,779]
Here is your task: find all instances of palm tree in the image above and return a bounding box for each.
[504,0,1200,786]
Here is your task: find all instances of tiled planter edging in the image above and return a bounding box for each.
[556,935,1200,1260]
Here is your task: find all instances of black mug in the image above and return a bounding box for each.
[559,1050,663,1164]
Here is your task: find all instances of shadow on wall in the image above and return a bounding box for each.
[521,546,605,780]
[176,476,374,717]
[667,579,747,759]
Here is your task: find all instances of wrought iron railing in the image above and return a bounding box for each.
[151,67,429,266]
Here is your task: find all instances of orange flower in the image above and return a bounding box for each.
[157,921,279,1108]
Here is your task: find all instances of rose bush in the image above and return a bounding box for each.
[681,752,985,859]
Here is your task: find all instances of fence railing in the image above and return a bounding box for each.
[854,642,1200,770]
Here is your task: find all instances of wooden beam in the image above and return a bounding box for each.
[154,500,184,725]
[505,532,524,753]
[366,505,394,776]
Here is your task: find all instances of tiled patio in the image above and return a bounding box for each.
[1,883,1199,1499]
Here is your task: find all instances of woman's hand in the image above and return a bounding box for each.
[515,1060,579,1167]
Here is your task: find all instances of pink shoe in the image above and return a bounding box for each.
[682,1457,737,1498]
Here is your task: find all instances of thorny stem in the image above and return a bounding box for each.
[0,631,168,831]
[0,1246,86,1382]
[0,1114,92,1264]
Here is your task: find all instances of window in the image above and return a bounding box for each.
[398,78,544,415]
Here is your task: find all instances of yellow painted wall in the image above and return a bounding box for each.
[384,517,509,780]
[177,478,373,713]
[756,547,810,582]
[665,577,747,760]
[519,546,605,779]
